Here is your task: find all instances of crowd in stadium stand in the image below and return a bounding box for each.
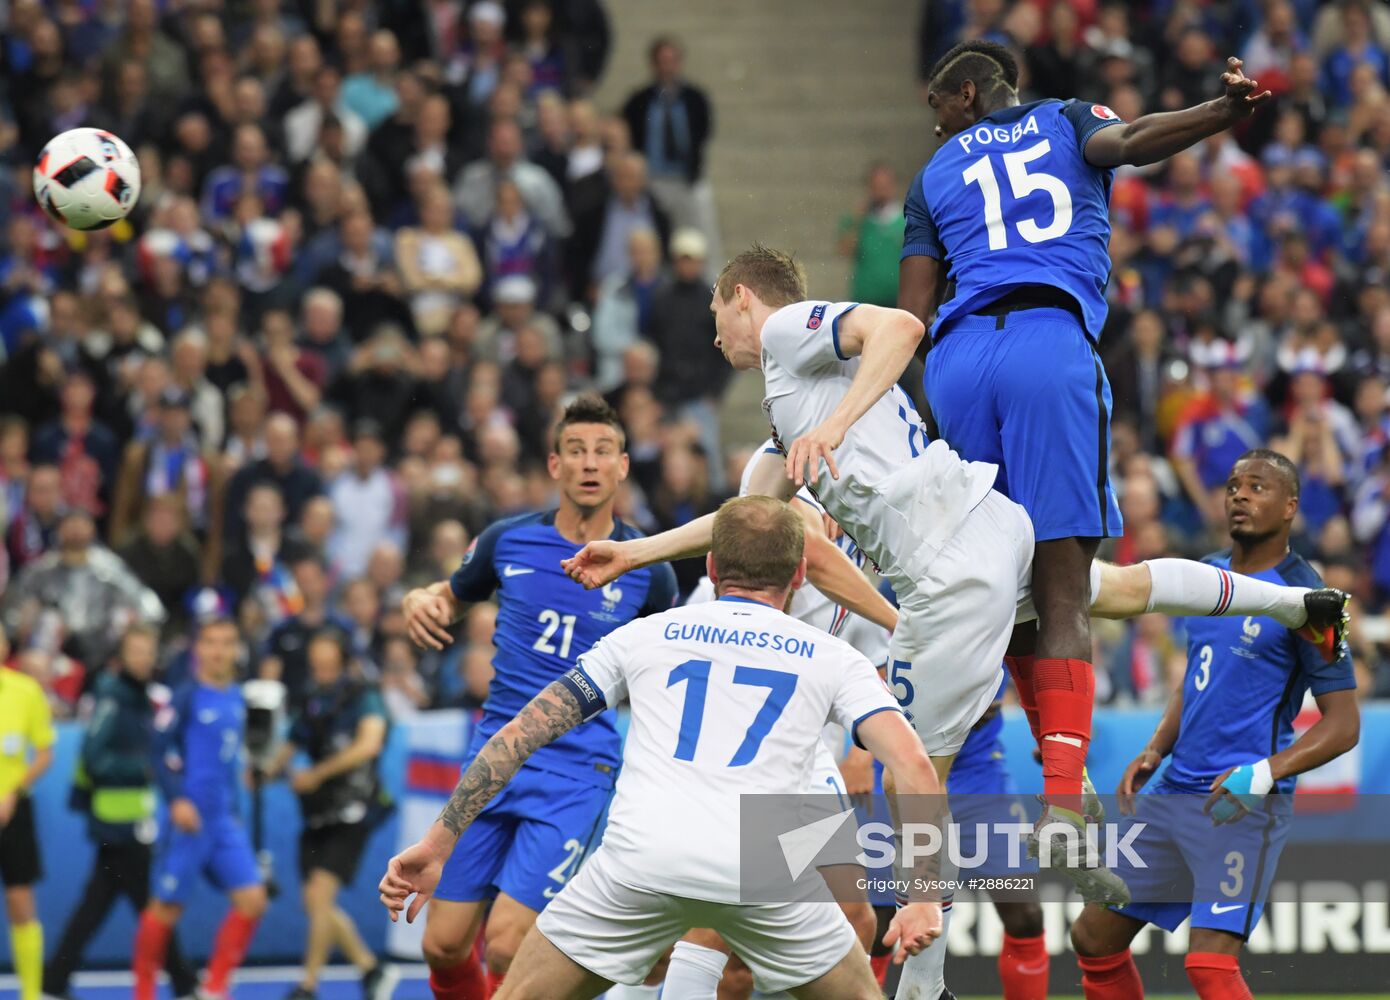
[1,0,1389,735]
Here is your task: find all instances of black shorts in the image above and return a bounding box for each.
[0,794,42,886]
[299,821,371,884]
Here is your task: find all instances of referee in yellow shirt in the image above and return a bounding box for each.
[1,658,55,1000]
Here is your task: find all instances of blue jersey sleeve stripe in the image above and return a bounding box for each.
[557,667,609,721]
[901,240,945,260]
[851,705,905,750]
[831,303,860,361]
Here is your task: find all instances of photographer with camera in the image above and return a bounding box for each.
[266,628,395,1000]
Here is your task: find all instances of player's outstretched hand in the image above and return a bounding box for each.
[562,540,632,589]
[379,841,445,924]
[785,421,846,486]
[1117,748,1162,816]
[1218,57,1272,120]
[403,588,455,651]
[883,901,943,963]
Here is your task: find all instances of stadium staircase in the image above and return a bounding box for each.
[595,0,930,448]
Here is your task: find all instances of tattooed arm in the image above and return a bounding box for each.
[378,678,590,922]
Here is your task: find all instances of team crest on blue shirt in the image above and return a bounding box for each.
[1091,104,1119,121]
[807,304,827,330]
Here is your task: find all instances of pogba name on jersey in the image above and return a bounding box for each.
[954,112,1042,154]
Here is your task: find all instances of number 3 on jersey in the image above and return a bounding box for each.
[534,609,577,658]
[667,659,798,766]
[961,139,1073,250]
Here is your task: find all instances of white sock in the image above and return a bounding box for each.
[658,940,729,1000]
[893,900,953,1000]
[601,984,663,999]
[1142,558,1308,628]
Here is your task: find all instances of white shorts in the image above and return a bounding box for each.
[889,489,1035,757]
[536,847,860,993]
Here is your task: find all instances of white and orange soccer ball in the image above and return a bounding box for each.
[32,127,142,231]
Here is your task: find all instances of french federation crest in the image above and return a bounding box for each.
[601,581,623,612]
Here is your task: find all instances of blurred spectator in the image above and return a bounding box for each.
[259,556,351,711]
[837,162,906,307]
[648,229,728,485]
[285,63,368,165]
[259,308,326,424]
[328,326,419,446]
[1321,0,1390,109]
[117,495,202,639]
[455,118,570,238]
[6,464,63,575]
[109,387,217,545]
[395,185,483,336]
[342,30,403,130]
[168,329,225,447]
[649,438,720,596]
[220,481,307,611]
[223,413,323,543]
[591,227,664,391]
[479,177,560,306]
[328,422,407,580]
[3,509,164,667]
[569,151,670,300]
[201,123,289,224]
[476,275,564,364]
[621,36,717,257]
[316,214,409,345]
[30,369,119,518]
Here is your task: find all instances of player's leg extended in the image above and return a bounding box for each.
[202,817,267,996]
[784,941,881,1000]
[422,900,489,998]
[1090,560,1349,658]
[480,893,541,979]
[1069,907,1147,1000]
[491,926,614,1000]
[133,900,182,1000]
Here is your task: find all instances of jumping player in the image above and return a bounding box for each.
[381,496,946,1000]
[560,249,1347,995]
[1069,451,1359,1000]
[899,41,1274,854]
[134,617,268,1000]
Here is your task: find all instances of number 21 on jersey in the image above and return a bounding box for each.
[962,138,1073,250]
[667,659,798,767]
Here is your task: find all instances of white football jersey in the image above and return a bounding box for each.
[573,597,900,902]
[759,300,998,597]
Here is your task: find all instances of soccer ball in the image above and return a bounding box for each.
[32,128,141,231]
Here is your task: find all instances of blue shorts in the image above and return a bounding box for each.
[434,764,612,913]
[925,307,1122,541]
[1110,778,1291,938]
[152,813,261,904]
[949,764,1038,880]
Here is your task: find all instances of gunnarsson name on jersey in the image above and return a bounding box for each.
[660,622,817,659]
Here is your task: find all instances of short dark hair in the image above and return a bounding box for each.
[710,495,805,593]
[715,243,808,309]
[551,394,626,454]
[926,40,1020,104]
[1235,449,1301,499]
[649,35,682,63]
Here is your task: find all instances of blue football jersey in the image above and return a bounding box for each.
[451,510,678,787]
[1163,552,1355,795]
[154,682,245,817]
[904,98,1123,340]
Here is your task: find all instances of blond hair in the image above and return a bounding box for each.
[715,243,807,309]
[710,495,805,593]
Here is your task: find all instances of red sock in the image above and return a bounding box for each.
[1004,654,1041,741]
[1077,949,1144,1000]
[203,910,259,994]
[429,957,489,999]
[1034,657,1094,809]
[1185,952,1253,1000]
[870,951,892,986]
[486,969,505,996]
[998,932,1049,1000]
[133,911,172,1000]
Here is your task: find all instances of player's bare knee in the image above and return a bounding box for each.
[421,930,471,970]
[996,899,1044,939]
[719,952,754,996]
[1070,908,1125,958]
[483,922,528,975]
[4,888,35,924]
[233,884,268,920]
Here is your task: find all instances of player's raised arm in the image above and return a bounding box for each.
[784,305,926,486]
[378,673,598,923]
[1083,57,1272,168]
[789,496,899,634]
